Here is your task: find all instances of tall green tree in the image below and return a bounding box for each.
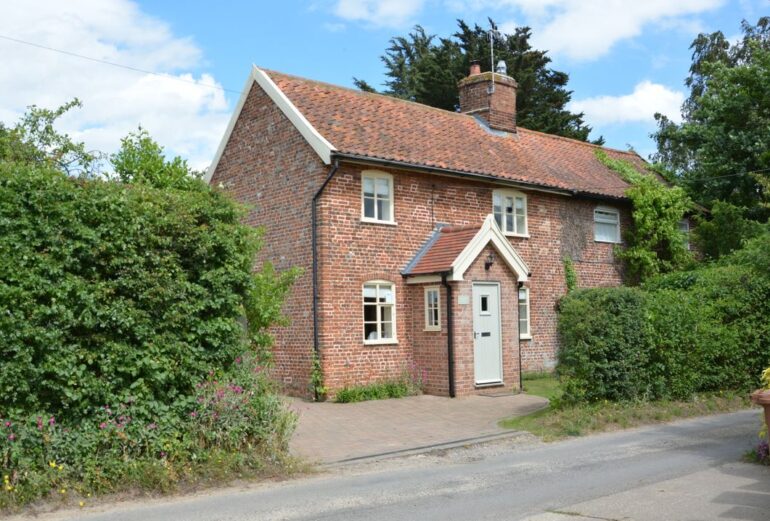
[652,18,770,220]
[359,20,602,144]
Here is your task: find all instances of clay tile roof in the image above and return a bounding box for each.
[406,225,481,275]
[265,69,649,199]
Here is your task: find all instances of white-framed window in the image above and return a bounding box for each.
[363,281,397,344]
[361,170,395,224]
[678,218,690,250]
[424,286,440,331]
[493,189,528,236]
[594,206,621,243]
[518,287,531,339]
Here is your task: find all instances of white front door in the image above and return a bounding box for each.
[472,282,503,385]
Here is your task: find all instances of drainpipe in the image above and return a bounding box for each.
[311,159,339,400]
[518,280,524,393]
[441,273,456,398]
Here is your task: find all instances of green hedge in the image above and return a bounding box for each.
[0,162,297,508]
[0,163,257,420]
[558,235,770,403]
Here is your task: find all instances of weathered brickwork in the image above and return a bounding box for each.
[210,82,630,398]
[210,81,328,395]
[458,71,518,133]
[408,282,449,396]
[316,164,628,394]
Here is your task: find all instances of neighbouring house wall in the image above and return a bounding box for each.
[317,163,628,395]
[451,244,520,396]
[209,80,328,396]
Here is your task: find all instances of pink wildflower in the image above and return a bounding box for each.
[99,422,107,430]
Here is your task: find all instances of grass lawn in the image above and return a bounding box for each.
[505,373,753,441]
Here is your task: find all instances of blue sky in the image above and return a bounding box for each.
[0,1,765,168]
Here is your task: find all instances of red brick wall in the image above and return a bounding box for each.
[316,164,628,394]
[409,283,449,396]
[209,81,328,395]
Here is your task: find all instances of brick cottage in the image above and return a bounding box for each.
[207,62,649,398]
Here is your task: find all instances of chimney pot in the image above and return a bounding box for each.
[469,60,481,76]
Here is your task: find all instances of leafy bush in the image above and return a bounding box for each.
[0,159,297,508]
[557,287,654,403]
[693,201,764,260]
[558,236,770,404]
[0,162,256,420]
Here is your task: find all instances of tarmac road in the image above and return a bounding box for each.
[17,409,770,521]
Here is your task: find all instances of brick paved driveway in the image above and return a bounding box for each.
[289,393,548,463]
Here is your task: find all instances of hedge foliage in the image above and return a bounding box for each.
[558,231,770,403]
[0,162,257,420]
[0,128,298,508]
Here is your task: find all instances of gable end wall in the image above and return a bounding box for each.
[210,80,328,395]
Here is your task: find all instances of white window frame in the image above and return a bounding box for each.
[493,189,528,237]
[594,206,621,244]
[678,218,690,250]
[361,170,396,225]
[424,286,441,331]
[518,287,531,340]
[362,280,397,345]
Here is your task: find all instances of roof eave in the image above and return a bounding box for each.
[333,152,629,202]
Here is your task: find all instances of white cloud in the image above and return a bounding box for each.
[333,0,427,27]
[527,0,724,61]
[343,0,724,61]
[568,81,684,125]
[0,0,231,170]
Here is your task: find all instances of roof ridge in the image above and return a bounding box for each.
[262,67,500,123]
[263,67,645,161]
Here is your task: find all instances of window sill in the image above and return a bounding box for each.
[424,326,441,332]
[519,334,532,341]
[504,232,530,239]
[361,218,398,226]
[363,339,399,346]
[594,239,621,244]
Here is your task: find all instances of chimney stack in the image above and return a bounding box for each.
[458,60,518,133]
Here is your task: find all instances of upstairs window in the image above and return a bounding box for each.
[493,190,528,236]
[518,287,531,339]
[678,218,690,250]
[594,206,620,243]
[363,281,396,343]
[424,287,440,331]
[361,171,394,224]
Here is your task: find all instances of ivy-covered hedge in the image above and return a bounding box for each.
[558,232,770,403]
